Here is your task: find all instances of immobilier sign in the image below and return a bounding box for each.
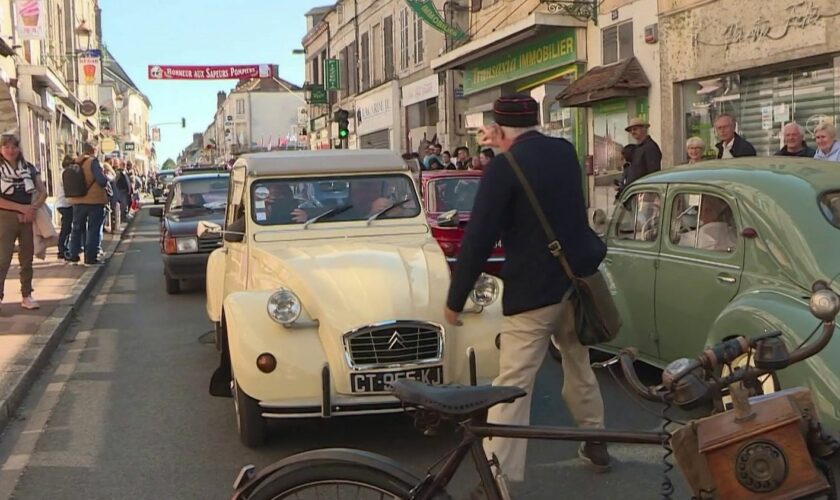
[463,30,577,95]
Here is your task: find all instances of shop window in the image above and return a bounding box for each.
[682,64,838,160]
[360,32,370,92]
[413,12,425,65]
[614,192,661,242]
[670,193,737,253]
[384,16,394,80]
[399,8,410,71]
[602,21,633,65]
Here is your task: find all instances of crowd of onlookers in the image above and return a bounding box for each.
[403,143,497,172]
[617,114,840,198]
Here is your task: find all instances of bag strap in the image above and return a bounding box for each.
[502,151,578,280]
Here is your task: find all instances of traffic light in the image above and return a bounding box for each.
[334,109,349,139]
[181,117,186,128]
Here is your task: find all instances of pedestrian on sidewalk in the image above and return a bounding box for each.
[686,137,706,164]
[444,95,610,490]
[715,114,756,158]
[56,156,75,260]
[114,160,132,220]
[814,122,840,162]
[775,122,815,157]
[618,117,661,194]
[0,133,47,310]
[67,143,109,266]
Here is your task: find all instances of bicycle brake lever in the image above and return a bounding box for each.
[591,356,620,369]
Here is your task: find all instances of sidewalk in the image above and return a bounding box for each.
[0,215,133,433]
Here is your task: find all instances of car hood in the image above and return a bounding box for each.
[249,238,451,327]
[165,210,225,236]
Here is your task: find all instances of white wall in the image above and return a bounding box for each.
[588,0,662,142]
[248,92,306,146]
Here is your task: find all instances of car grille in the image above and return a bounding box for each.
[344,321,443,368]
[198,234,222,252]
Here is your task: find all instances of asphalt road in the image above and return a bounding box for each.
[0,208,695,499]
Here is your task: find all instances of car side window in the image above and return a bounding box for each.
[671,193,737,253]
[614,192,661,242]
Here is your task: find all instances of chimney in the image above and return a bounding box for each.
[216,91,226,109]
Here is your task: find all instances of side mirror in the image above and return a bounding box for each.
[197,220,222,238]
[592,209,607,237]
[149,207,163,218]
[437,209,459,228]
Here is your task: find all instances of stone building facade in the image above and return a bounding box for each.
[659,0,840,164]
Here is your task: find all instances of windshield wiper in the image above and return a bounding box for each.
[303,204,354,229]
[366,198,411,225]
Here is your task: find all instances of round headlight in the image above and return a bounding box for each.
[267,288,301,325]
[469,273,499,307]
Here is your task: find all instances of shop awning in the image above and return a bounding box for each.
[556,57,650,107]
[430,12,585,72]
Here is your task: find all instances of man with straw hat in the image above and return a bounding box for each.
[618,117,661,194]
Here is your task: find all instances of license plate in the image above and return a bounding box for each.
[350,366,443,393]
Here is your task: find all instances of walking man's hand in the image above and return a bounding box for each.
[444,307,462,326]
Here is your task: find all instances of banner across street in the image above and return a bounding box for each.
[147,64,272,80]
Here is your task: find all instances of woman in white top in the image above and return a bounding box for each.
[814,122,840,161]
[56,156,74,259]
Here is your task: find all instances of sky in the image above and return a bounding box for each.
[99,0,329,165]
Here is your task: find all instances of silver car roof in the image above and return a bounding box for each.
[234,150,408,177]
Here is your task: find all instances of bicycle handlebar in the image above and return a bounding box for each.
[615,284,840,405]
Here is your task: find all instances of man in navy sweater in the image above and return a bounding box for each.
[445,95,610,486]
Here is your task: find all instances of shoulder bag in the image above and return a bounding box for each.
[503,151,622,346]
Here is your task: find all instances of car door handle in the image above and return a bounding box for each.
[717,273,737,284]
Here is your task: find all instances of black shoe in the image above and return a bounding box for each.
[578,442,611,472]
[66,256,81,265]
[83,260,105,267]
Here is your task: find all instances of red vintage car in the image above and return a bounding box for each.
[420,170,504,276]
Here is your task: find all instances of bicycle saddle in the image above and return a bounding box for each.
[391,380,526,416]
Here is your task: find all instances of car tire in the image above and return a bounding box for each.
[165,272,181,295]
[718,351,780,411]
[233,378,267,448]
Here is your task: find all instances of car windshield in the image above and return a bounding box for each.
[169,177,229,210]
[251,174,421,226]
[428,178,480,213]
[820,191,840,229]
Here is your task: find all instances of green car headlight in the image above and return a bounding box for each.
[469,273,499,307]
[267,288,302,325]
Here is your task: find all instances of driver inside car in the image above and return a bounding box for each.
[291,179,403,222]
[264,183,300,224]
[679,196,737,252]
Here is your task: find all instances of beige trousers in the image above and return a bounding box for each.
[0,209,34,300]
[484,299,605,482]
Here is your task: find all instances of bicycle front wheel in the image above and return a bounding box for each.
[237,448,454,500]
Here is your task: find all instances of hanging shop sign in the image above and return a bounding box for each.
[15,0,45,40]
[78,50,102,85]
[123,142,136,152]
[404,0,466,40]
[463,30,577,95]
[325,59,340,91]
[147,64,272,80]
[100,137,117,154]
[79,100,97,117]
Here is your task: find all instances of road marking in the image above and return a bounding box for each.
[1,454,28,471]
[0,225,134,498]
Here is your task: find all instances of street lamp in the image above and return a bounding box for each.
[74,21,92,50]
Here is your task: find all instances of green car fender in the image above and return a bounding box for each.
[708,290,840,429]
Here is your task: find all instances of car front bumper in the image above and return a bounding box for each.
[257,358,489,419]
[162,252,211,280]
